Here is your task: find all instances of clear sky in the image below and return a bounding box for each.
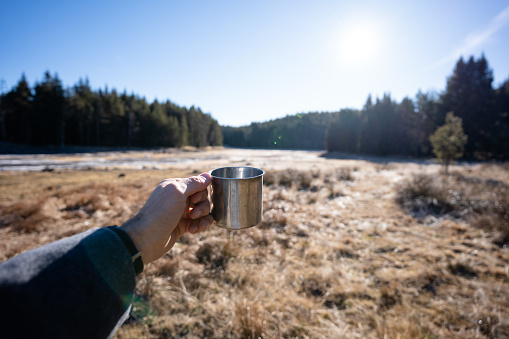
[1,1,509,127]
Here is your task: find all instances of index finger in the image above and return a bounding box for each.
[184,173,212,196]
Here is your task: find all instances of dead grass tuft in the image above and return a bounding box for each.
[263,171,277,186]
[259,212,288,230]
[154,257,180,277]
[447,258,477,278]
[278,171,294,188]
[378,282,402,310]
[0,198,51,233]
[195,240,240,269]
[337,167,354,181]
[328,182,344,199]
[368,309,435,339]
[235,301,267,339]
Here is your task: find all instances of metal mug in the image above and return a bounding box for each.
[209,166,264,229]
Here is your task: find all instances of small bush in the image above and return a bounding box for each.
[195,243,215,264]
[328,182,344,199]
[397,172,509,245]
[396,174,452,215]
[378,282,402,310]
[263,171,277,186]
[296,171,313,190]
[155,258,179,277]
[337,168,354,181]
[259,213,288,229]
[195,240,239,269]
[448,259,477,278]
[278,171,294,188]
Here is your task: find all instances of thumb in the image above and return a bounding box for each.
[184,172,212,196]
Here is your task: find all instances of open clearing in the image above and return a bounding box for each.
[1,148,508,338]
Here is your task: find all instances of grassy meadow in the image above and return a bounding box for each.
[0,150,508,338]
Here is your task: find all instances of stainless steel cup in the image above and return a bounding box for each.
[209,166,264,229]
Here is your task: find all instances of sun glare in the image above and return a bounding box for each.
[337,24,381,65]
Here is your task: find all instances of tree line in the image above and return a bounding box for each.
[0,72,222,148]
[223,55,509,159]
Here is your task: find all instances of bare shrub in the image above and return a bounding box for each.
[307,193,318,204]
[263,171,277,186]
[59,185,114,214]
[311,169,321,178]
[299,268,340,300]
[337,167,354,181]
[259,212,288,229]
[195,243,215,264]
[418,267,447,295]
[195,240,239,269]
[328,182,344,199]
[375,163,396,172]
[271,189,289,202]
[397,172,509,245]
[378,282,402,310]
[296,171,313,190]
[448,259,477,278]
[476,313,507,338]
[396,174,452,215]
[302,275,330,297]
[278,171,293,188]
[155,257,179,277]
[55,182,140,217]
[332,242,358,259]
[247,228,273,247]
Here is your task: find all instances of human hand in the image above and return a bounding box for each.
[121,173,213,265]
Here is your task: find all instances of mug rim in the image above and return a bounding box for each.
[209,166,265,180]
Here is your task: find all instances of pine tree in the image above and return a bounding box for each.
[3,75,32,143]
[441,55,496,157]
[430,112,467,174]
[33,71,65,145]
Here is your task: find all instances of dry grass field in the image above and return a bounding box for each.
[0,149,508,338]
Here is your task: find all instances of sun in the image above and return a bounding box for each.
[337,23,381,65]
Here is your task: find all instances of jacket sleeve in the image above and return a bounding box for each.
[0,227,136,339]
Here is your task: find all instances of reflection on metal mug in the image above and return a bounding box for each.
[209,166,264,230]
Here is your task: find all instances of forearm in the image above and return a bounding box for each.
[0,228,136,339]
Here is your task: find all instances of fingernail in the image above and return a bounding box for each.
[189,224,197,233]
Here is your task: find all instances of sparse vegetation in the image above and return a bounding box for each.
[397,171,509,246]
[1,152,508,338]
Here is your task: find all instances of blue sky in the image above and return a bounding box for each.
[1,1,508,126]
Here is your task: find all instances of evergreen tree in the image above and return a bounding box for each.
[179,115,189,147]
[33,71,65,146]
[442,55,496,157]
[430,112,468,174]
[3,74,33,143]
[396,97,418,156]
[414,90,441,156]
[325,109,361,152]
[208,120,223,146]
[493,79,509,158]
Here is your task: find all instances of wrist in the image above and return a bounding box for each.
[107,226,144,275]
[121,216,152,266]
